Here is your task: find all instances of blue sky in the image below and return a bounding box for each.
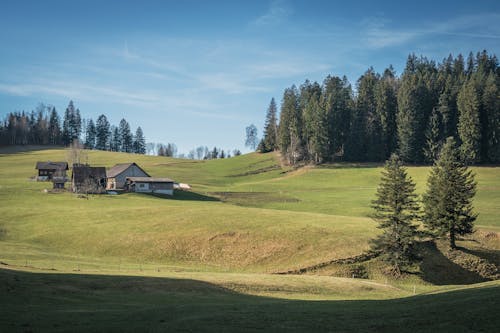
[1,0,500,154]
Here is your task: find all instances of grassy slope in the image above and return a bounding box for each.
[1,267,499,332]
[0,146,499,331]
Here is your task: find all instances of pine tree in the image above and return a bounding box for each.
[260,98,279,152]
[118,118,133,152]
[84,119,96,149]
[133,126,146,154]
[95,114,110,150]
[397,74,426,163]
[457,79,481,164]
[48,107,61,145]
[423,107,443,163]
[110,126,120,152]
[375,68,398,159]
[322,75,352,161]
[482,73,500,162]
[423,137,477,249]
[358,68,383,161]
[279,86,302,164]
[371,154,420,276]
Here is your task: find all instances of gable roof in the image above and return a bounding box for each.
[36,161,68,170]
[127,177,174,183]
[106,163,150,178]
[72,166,107,184]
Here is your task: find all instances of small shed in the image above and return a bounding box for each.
[35,161,68,181]
[106,163,150,190]
[72,165,107,194]
[125,177,174,195]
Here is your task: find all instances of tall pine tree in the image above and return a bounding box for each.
[423,137,477,249]
[457,79,481,164]
[260,98,279,153]
[95,114,110,150]
[371,154,420,276]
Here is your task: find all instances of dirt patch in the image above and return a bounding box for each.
[228,165,281,177]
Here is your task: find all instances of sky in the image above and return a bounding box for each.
[1,0,500,154]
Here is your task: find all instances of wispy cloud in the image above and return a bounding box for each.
[252,0,292,27]
[362,13,500,49]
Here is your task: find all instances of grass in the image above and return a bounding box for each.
[0,146,499,331]
[1,267,499,332]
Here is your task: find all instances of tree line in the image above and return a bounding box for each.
[258,50,499,165]
[0,101,147,154]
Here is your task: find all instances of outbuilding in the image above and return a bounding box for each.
[125,177,174,195]
[106,163,150,190]
[35,161,68,181]
[72,165,107,194]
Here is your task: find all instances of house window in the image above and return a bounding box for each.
[139,183,145,188]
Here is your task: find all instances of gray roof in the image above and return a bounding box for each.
[126,177,174,183]
[35,161,68,170]
[106,163,150,178]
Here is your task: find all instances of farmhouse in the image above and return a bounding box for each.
[106,162,150,190]
[72,165,107,194]
[125,177,174,195]
[35,161,68,181]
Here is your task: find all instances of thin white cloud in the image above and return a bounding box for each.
[252,0,292,26]
[362,13,500,49]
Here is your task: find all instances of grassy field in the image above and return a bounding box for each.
[0,146,499,331]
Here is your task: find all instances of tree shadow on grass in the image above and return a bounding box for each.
[457,246,500,267]
[1,267,499,333]
[419,241,490,285]
[147,190,220,202]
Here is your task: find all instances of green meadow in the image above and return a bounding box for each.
[0,146,499,332]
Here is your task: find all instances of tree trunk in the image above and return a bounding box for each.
[449,228,456,249]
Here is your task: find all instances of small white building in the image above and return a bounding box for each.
[125,177,175,195]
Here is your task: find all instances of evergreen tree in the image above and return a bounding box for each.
[61,101,82,145]
[482,73,500,162]
[118,118,133,152]
[279,86,302,164]
[423,107,443,163]
[357,68,383,161]
[397,74,425,163]
[133,126,146,154]
[95,114,110,150]
[260,98,279,152]
[371,154,420,276]
[322,75,352,161]
[48,107,61,145]
[110,126,120,152]
[457,79,481,164]
[84,119,96,149]
[375,67,398,159]
[423,137,477,249]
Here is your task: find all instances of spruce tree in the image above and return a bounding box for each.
[371,154,420,276]
[84,119,96,149]
[482,73,500,162]
[95,114,110,150]
[261,98,279,152]
[375,68,398,159]
[118,118,133,152]
[423,137,477,249]
[457,79,481,164]
[133,126,146,154]
[278,86,302,164]
[423,107,443,163]
[48,107,61,145]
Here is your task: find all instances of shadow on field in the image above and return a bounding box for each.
[0,267,499,332]
[148,190,220,202]
[419,241,489,285]
[0,145,64,155]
